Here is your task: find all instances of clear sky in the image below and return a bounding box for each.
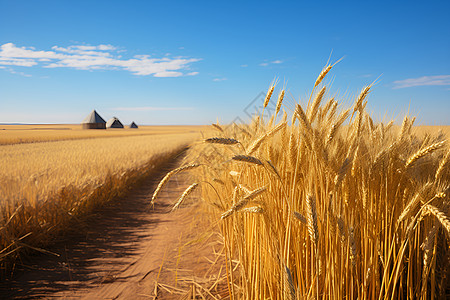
[0,0,449,125]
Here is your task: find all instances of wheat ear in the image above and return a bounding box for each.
[293,211,307,224]
[423,205,450,236]
[397,192,421,224]
[205,137,239,145]
[172,183,199,211]
[334,157,352,188]
[264,85,275,108]
[283,265,297,300]
[327,108,350,144]
[241,206,264,214]
[435,150,450,181]
[246,122,286,154]
[232,155,263,166]
[295,104,312,134]
[275,90,285,116]
[349,227,358,267]
[354,85,371,114]
[405,141,446,169]
[308,86,326,123]
[151,164,200,205]
[314,65,332,87]
[306,194,319,244]
[211,123,224,132]
[221,186,267,219]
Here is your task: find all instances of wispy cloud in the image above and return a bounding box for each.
[213,77,227,82]
[0,43,200,77]
[393,75,450,89]
[113,106,194,111]
[260,60,283,67]
[0,66,32,77]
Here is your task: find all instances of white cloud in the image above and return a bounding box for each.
[153,71,183,77]
[0,43,200,77]
[393,75,450,89]
[240,64,248,67]
[260,60,283,67]
[113,106,194,111]
[213,77,227,82]
[0,57,37,67]
[187,71,199,76]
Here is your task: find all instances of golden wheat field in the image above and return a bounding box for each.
[154,66,450,299]
[1,71,449,298]
[0,124,206,145]
[0,128,202,273]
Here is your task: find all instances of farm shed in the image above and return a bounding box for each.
[107,117,124,128]
[81,110,106,129]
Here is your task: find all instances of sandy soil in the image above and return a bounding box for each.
[1,154,228,299]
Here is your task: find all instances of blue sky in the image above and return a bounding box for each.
[0,1,449,125]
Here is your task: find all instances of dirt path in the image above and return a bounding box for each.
[2,153,228,299]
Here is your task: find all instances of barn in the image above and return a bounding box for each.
[81,110,106,129]
[107,117,124,128]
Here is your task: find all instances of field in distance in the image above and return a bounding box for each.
[0,124,208,145]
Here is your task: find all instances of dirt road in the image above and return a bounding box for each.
[2,153,228,299]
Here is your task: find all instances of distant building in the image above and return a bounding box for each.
[81,110,106,129]
[130,122,138,129]
[107,117,124,128]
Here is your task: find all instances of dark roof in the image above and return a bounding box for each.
[82,110,106,124]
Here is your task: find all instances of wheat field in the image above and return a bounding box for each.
[0,124,205,145]
[0,130,200,274]
[155,67,450,298]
